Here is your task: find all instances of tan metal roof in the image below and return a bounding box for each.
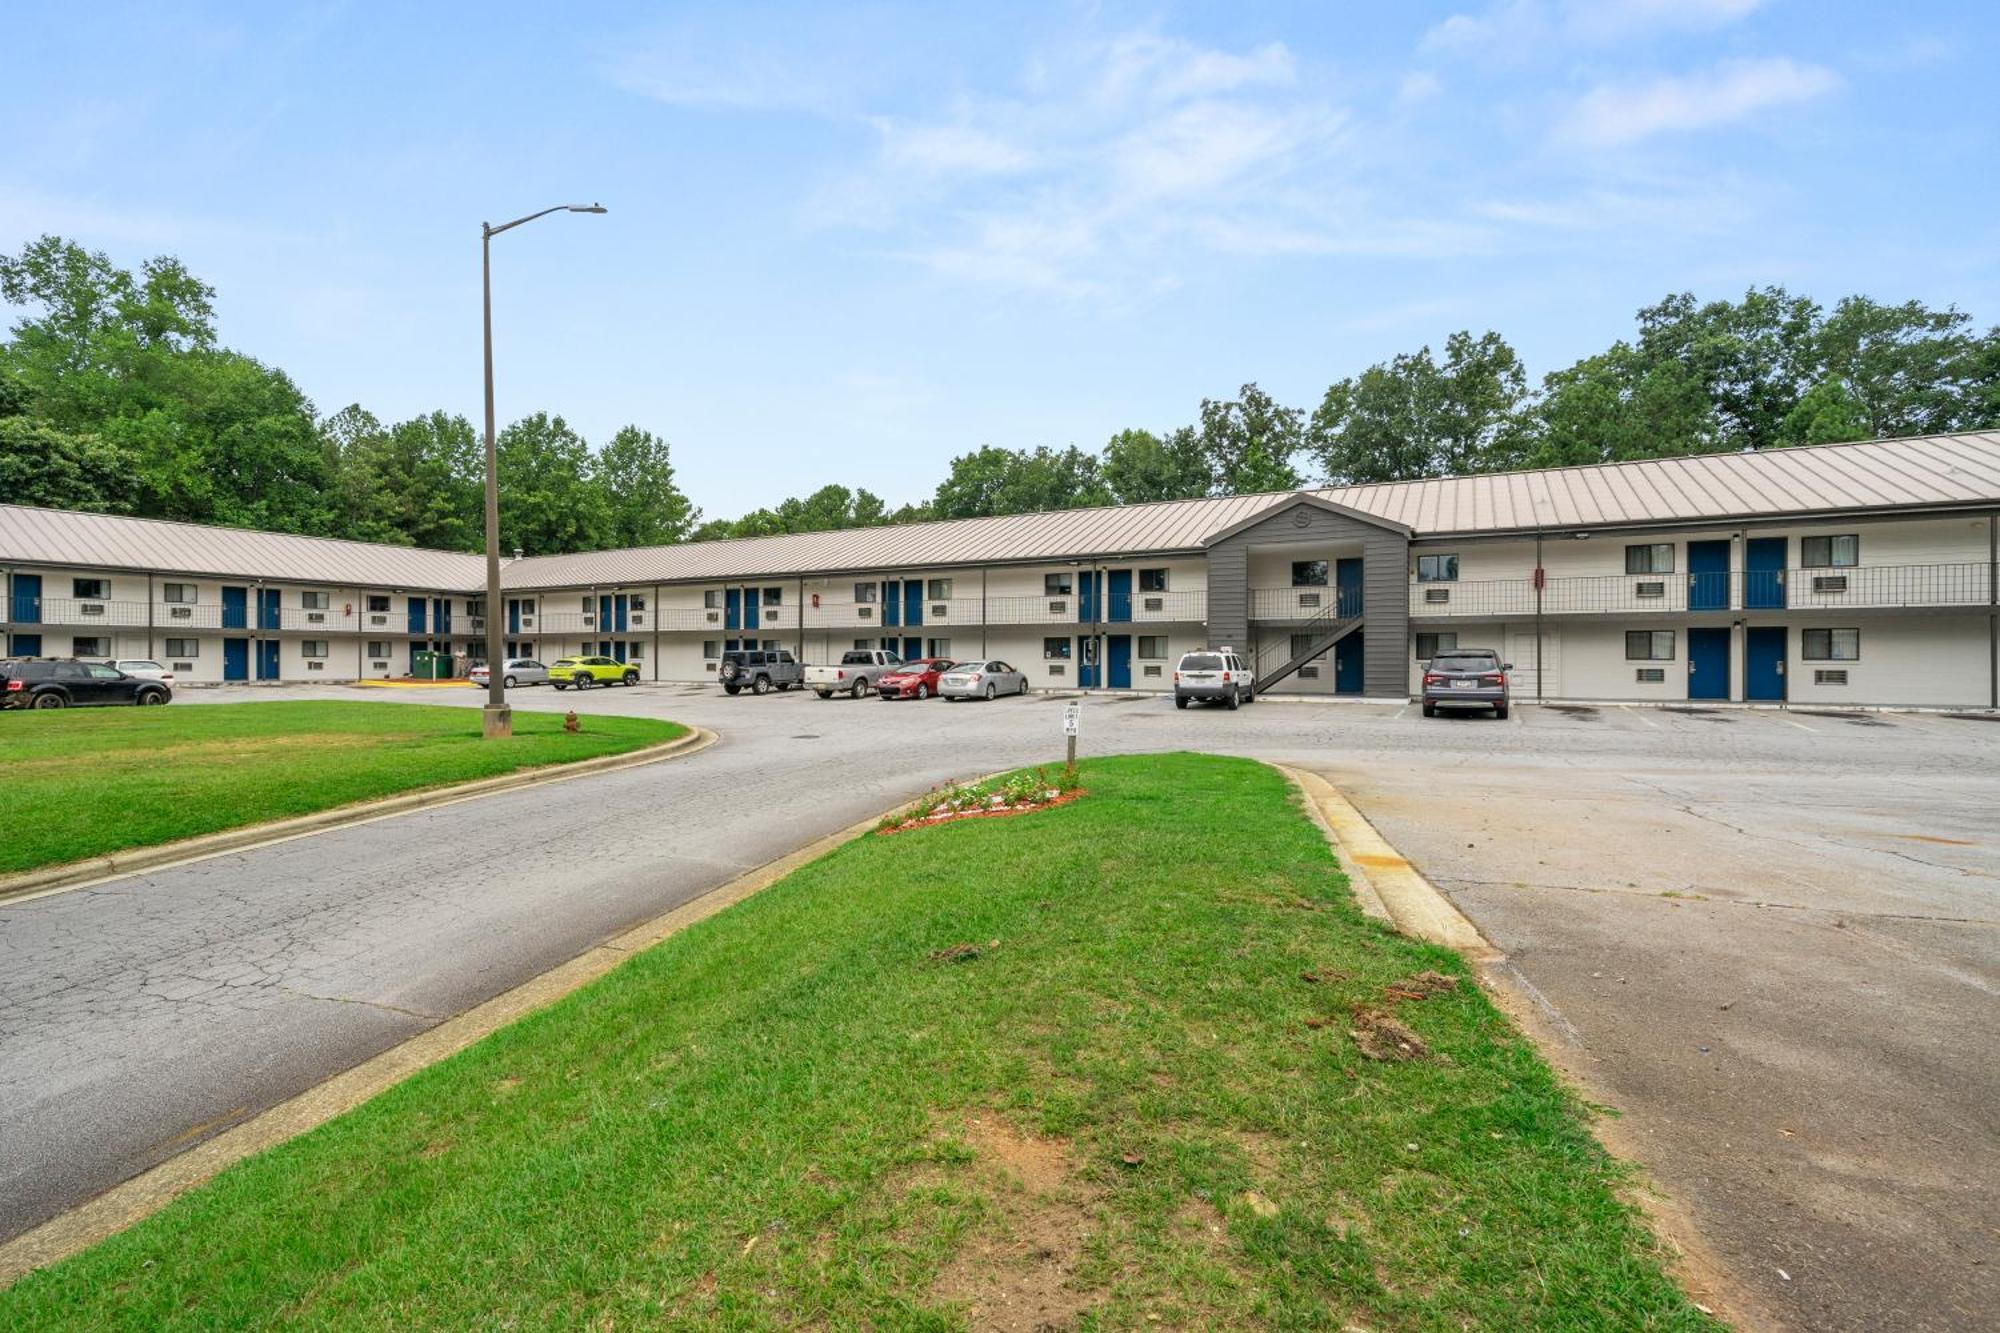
[3,432,1996,593]
[0,505,485,589]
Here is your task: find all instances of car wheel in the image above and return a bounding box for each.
[851,679,869,699]
[624,671,640,686]
[1494,704,1510,720]
[503,675,518,689]
[916,683,929,700]
[1244,684,1255,704]
[753,676,771,695]
[980,682,994,701]
[1422,701,1437,718]
[815,690,832,700]
[1226,687,1239,711]
[576,675,593,691]
[140,690,168,706]
[33,693,66,709]
[1175,695,1188,710]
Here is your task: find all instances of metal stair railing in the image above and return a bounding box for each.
[1253,595,1362,689]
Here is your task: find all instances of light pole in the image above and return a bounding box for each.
[480,202,606,738]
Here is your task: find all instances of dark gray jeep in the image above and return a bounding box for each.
[718,649,802,695]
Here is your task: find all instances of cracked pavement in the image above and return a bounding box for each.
[3,683,1996,1331]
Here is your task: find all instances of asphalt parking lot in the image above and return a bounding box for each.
[6,682,1997,1329]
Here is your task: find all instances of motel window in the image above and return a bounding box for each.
[1802,628,1860,661]
[367,594,391,613]
[763,587,782,606]
[853,638,874,650]
[302,591,331,610]
[164,638,199,658]
[1415,632,1458,661]
[1624,630,1675,661]
[1139,568,1169,593]
[1291,560,1328,587]
[627,641,645,660]
[703,640,721,659]
[1138,636,1169,659]
[704,590,721,609]
[367,641,390,658]
[630,595,647,611]
[927,578,953,600]
[73,578,109,600]
[1624,543,1674,575]
[1416,554,1459,582]
[1802,534,1859,568]
[583,596,597,612]
[1290,634,1326,662]
[301,641,329,658]
[1044,572,1073,597]
[1043,637,1073,660]
[854,582,877,603]
[162,582,197,604]
[927,638,952,658]
[72,636,109,657]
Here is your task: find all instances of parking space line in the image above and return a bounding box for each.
[1784,718,1819,733]
[1619,705,1659,729]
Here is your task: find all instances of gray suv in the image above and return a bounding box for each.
[718,649,802,695]
[1421,648,1511,719]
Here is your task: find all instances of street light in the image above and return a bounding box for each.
[479,202,606,739]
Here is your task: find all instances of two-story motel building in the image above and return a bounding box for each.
[3,431,1998,709]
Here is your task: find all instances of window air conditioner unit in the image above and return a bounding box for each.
[173,662,194,672]
[1812,575,1849,594]
[307,613,325,624]
[369,615,387,626]
[931,604,946,617]
[1424,588,1449,603]
[1635,667,1665,683]
[306,661,324,671]
[371,661,389,670]
[1635,581,1665,598]
[170,607,192,618]
[856,607,872,619]
[1815,669,1849,686]
[1298,592,1321,609]
[1049,600,1067,613]
[82,604,104,616]
[1143,597,1164,612]
[1299,666,1319,679]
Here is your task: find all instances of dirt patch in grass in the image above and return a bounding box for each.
[1349,1007,1435,1063]
[931,1112,1104,1331]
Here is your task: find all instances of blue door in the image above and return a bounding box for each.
[256,640,280,680]
[1077,572,1099,624]
[615,595,629,633]
[1077,635,1099,688]
[1745,537,1786,609]
[724,589,741,630]
[744,589,760,631]
[10,633,42,656]
[903,582,923,628]
[1335,631,1364,694]
[507,599,521,634]
[223,638,249,681]
[10,573,41,623]
[1335,558,1364,618]
[1107,570,1132,623]
[221,587,249,630]
[1688,627,1730,700]
[1688,541,1730,611]
[1107,634,1132,688]
[437,599,451,635]
[258,589,281,630]
[406,596,425,634]
[611,640,627,663]
[901,636,922,662]
[881,581,900,628]
[1746,627,1786,701]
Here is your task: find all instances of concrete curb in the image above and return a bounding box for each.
[1274,764,1494,957]
[0,727,717,908]
[0,790,901,1289]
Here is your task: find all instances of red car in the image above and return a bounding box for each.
[877,658,956,700]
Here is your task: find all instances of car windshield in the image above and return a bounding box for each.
[1180,653,1225,671]
[1432,653,1499,672]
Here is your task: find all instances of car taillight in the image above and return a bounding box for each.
[1172,671,1179,681]
[969,673,981,682]
[1221,671,1231,682]
[836,670,845,680]
[1423,673,1442,686]
[1480,673,1504,685]
[4,679,21,691]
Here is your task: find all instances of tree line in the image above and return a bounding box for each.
[5,234,1996,554]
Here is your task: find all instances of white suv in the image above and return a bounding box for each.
[1173,648,1255,710]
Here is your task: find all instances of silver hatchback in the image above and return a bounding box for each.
[468,658,550,688]
[939,659,1028,700]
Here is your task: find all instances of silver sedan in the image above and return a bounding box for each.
[468,658,550,688]
[939,659,1028,701]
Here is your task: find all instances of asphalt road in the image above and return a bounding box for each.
[2,683,1995,1331]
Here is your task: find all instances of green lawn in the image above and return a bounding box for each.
[0,700,685,876]
[0,754,1712,1330]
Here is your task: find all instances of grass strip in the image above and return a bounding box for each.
[0,700,684,875]
[0,753,1713,1330]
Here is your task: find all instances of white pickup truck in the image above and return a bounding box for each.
[807,648,904,699]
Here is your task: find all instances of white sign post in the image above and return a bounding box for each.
[1061,701,1081,775]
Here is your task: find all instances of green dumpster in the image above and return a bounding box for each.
[412,650,454,680]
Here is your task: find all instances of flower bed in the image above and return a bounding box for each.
[877,766,1083,835]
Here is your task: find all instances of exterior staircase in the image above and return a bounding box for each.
[1252,597,1363,689]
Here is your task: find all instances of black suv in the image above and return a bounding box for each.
[1,658,173,709]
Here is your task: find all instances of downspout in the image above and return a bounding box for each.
[797,577,805,666]
[654,583,662,682]
[981,567,988,658]
[1989,513,1997,710]
[1533,531,1544,702]
[147,572,156,660]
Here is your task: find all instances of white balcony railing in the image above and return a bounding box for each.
[1408,563,1994,618]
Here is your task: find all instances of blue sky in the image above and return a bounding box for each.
[5,2,1995,517]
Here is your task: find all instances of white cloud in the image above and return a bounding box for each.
[1556,57,1839,147]
[1423,0,1766,57]
[873,122,1036,177]
[1396,71,1442,106]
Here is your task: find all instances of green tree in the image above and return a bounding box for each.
[1518,345,1715,468]
[0,417,135,512]
[1309,333,1525,482]
[930,445,1111,519]
[1633,287,1821,451]
[1195,383,1303,494]
[1811,296,1991,439]
[1101,426,1211,503]
[594,426,699,548]
[496,413,611,556]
